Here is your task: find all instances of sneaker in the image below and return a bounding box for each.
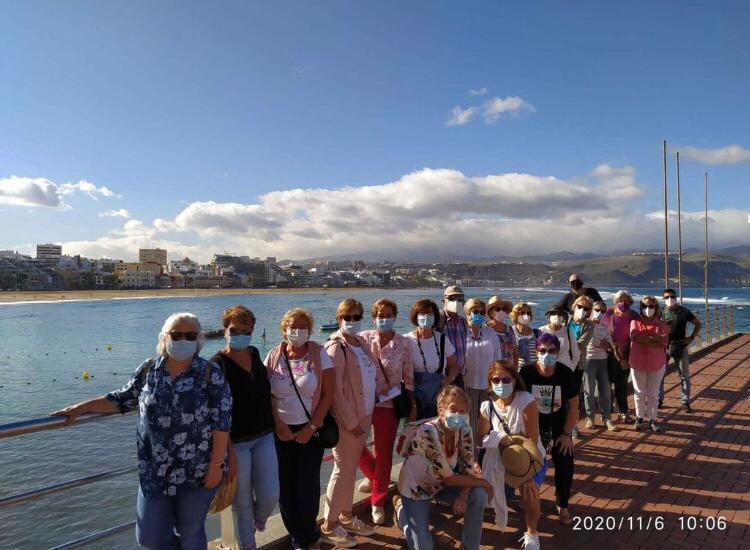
[392,495,403,528]
[605,419,618,432]
[650,421,662,433]
[619,412,633,423]
[571,426,580,439]
[557,506,572,525]
[681,403,692,413]
[585,418,595,429]
[520,532,541,549]
[340,515,375,536]
[658,399,664,409]
[319,525,357,548]
[634,417,644,431]
[358,478,373,493]
[372,505,385,525]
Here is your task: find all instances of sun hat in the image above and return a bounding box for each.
[488,295,513,311]
[443,285,465,298]
[501,435,544,488]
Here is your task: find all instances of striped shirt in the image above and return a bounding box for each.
[586,322,615,360]
[442,313,467,372]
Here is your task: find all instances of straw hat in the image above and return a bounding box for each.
[501,435,544,488]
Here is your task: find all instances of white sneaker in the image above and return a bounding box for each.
[520,532,541,549]
[358,478,373,493]
[319,525,357,548]
[372,505,385,525]
[585,418,594,429]
[605,419,618,431]
[340,515,375,536]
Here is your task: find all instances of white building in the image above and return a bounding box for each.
[121,270,155,288]
[36,244,62,267]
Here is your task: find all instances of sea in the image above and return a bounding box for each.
[1,286,747,549]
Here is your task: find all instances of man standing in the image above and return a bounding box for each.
[555,274,603,314]
[437,285,467,388]
[658,289,701,412]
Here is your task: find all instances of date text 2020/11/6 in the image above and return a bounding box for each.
[572,516,665,531]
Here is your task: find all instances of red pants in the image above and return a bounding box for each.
[358,405,399,507]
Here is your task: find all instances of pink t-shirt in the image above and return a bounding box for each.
[629,319,669,371]
[604,309,641,348]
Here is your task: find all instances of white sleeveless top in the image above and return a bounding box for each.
[480,391,546,458]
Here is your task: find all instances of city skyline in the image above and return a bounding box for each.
[1,2,749,263]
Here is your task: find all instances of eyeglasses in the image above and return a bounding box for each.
[228,327,253,335]
[446,295,465,302]
[663,295,676,300]
[169,331,198,341]
[491,376,513,384]
[575,305,591,311]
[593,309,605,313]
[537,347,556,354]
[471,310,485,315]
[342,314,363,322]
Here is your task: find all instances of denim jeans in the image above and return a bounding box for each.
[397,486,487,550]
[658,348,691,404]
[232,433,280,549]
[135,484,218,550]
[583,358,612,420]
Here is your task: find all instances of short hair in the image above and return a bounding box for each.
[371,298,398,318]
[510,302,533,323]
[488,359,527,393]
[613,290,633,304]
[280,308,314,334]
[536,332,560,351]
[572,295,593,316]
[222,305,256,328]
[157,312,205,357]
[593,300,607,311]
[487,296,513,313]
[463,298,486,315]
[640,296,663,319]
[568,273,582,282]
[409,299,440,327]
[437,384,469,413]
[546,308,570,323]
[336,298,364,321]
[663,288,677,296]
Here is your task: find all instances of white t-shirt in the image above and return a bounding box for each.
[350,345,377,416]
[540,324,580,371]
[404,330,456,374]
[480,393,545,459]
[266,348,334,425]
[464,326,503,389]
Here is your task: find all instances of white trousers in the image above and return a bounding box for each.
[631,367,666,422]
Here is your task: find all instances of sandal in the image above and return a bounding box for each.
[557,506,572,525]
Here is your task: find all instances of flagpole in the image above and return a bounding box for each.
[704,172,709,318]
[676,152,683,303]
[663,140,669,288]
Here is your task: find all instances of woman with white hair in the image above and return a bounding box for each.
[602,290,640,423]
[52,312,232,550]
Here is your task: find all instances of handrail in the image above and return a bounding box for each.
[0,411,134,440]
[46,521,135,550]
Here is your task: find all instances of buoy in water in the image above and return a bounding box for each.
[82,371,90,380]
[106,344,112,351]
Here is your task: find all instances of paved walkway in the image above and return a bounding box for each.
[349,333,750,550]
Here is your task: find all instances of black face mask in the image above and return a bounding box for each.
[570,280,583,290]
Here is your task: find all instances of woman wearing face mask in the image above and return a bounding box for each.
[404,299,460,419]
[358,298,416,525]
[463,298,503,443]
[210,305,277,550]
[394,385,493,550]
[477,360,546,550]
[52,313,232,549]
[603,290,638,423]
[582,301,624,432]
[487,296,517,365]
[520,333,578,526]
[320,298,379,546]
[629,297,669,432]
[511,303,540,368]
[265,308,334,550]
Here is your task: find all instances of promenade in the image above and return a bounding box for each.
[288,333,749,550]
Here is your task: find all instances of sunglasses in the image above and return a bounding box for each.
[228,327,253,335]
[471,310,486,315]
[594,309,605,313]
[491,376,513,384]
[575,305,591,311]
[446,295,465,302]
[663,295,676,300]
[537,347,556,354]
[169,331,198,341]
[342,314,363,322]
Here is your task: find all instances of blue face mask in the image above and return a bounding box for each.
[444,412,470,431]
[470,313,485,326]
[167,339,197,361]
[227,334,252,350]
[375,318,396,332]
[539,352,557,368]
[417,314,434,328]
[341,320,362,335]
[492,382,514,398]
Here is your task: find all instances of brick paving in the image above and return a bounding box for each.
[348,334,750,550]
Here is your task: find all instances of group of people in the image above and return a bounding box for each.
[51,275,701,550]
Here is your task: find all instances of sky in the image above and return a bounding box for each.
[1,0,748,263]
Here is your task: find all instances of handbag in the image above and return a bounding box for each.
[413,333,446,419]
[374,353,412,419]
[282,347,339,449]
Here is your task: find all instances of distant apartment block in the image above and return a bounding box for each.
[120,270,156,288]
[115,262,163,282]
[139,248,168,267]
[36,244,62,267]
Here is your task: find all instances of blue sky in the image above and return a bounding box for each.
[1,1,748,261]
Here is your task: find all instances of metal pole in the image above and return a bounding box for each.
[676,151,684,302]
[663,140,670,288]
[704,172,709,340]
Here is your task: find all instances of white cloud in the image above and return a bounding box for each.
[482,96,535,123]
[98,208,131,219]
[469,87,489,96]
[682,145,750,164]
[446,105,477,126]
[0,175,120,208]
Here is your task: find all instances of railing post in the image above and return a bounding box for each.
[694,310,703,350]
[704,309,711,346]
[730,305,735,335]
[714,307,720,342]
[219,508,236,549]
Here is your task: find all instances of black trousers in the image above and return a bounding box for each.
[275,424,324,549]
[607,353,630,414]
[550,437,575,508]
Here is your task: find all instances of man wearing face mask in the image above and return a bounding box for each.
[657,289,700,413]
[554,273,603,315]
[437,286,468,388]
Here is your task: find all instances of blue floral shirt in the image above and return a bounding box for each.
[106,355,232,498]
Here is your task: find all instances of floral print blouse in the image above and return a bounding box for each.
[360,329,415,395]
[397,419,474,500]
[106,355,232,498]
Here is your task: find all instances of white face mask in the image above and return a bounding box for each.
[591,310,603,321]
[665,298,677,308]
[493,310,509,323]
[573,308,586,321]
[549,315,564,326]
[644,307,656,318]
[446,299,465,317]
[518,314,531,326]
[286,328,310,347]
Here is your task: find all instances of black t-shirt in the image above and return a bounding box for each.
[555,287,603,314]
[663,305,696,342]
[520,362,578,437]
[211,347,274,443]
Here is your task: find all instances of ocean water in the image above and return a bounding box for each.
[0,286,747,549]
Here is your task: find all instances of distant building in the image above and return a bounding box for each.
[115,262,163,283]
[121,270,156,288]
[36,244,62,267]
[139,248,168,268]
